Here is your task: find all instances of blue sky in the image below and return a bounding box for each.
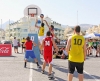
[0,0,100,26]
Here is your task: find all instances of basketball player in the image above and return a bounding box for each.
[66,26,86,81]
[24,36,41,68]
[35,14,46,54]
[41,31,59,78]
[44,20,59,41]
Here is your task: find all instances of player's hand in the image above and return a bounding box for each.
[34,44,37,47]
[84,57,86,61]
[43,20,46,22]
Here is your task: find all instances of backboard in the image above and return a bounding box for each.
[24,5,42,17]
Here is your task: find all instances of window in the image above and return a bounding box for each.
[23,29,27,32]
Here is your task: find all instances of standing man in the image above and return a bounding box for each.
[66,26,86,81]
[41,31,58,78]
[13,37,19,53]
[21,37,26,53]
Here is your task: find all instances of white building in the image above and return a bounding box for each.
[5,16,65,41]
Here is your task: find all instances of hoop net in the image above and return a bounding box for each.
[29,13,34,17]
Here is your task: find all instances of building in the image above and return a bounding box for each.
[5,16,65,41]
[64,26,85,39]
[0,29,5,40]
[86,25,100,34]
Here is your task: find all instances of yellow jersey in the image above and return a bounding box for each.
[68,34,85,62]
[38,26,44,36]
[21,39,26,43]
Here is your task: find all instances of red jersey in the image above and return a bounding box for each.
[44,37,53,56]
[25,40,33,50]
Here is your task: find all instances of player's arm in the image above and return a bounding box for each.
[66,37,71,54]
[83,40,86,61]
[51,38,59,53]
[52,32,59,41]
[32,41,37,46]
[44,20,50,29]
[35,19,40,29]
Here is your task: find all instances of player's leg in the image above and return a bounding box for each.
[42,55,47,74]
[68,61,75,81]
[76,62,84,81]
[24,51,29,68]
[39,36,45,54]
[42,61,46,74]
[38,36,43,54]
[30,51,41,68]
[48,55,54,78]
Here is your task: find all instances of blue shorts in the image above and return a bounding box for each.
[25,50,36,59]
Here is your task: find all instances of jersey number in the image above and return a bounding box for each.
[45,41,50,46]
[74,39,82,45]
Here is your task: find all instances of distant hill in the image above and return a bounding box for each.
[0,20,14,29]
[62,24,95,31]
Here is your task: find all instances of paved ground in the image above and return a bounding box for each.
[0,47,100,81]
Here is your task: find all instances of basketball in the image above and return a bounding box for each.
[37,20,41,24]
[40,14,44,18]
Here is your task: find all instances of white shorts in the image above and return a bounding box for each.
[38,36,46,44]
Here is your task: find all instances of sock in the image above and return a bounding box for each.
[36,62,39,66]
[24,62,27,67]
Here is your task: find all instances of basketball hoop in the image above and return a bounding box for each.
[29,13,34,17]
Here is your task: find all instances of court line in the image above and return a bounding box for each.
[29,62,33,81]
[84,71,100,81]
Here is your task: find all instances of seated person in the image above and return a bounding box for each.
[61,47,68,59]
[56,48,63,59]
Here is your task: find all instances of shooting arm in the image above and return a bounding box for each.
[35,19,40,28]
[44,20,50,28]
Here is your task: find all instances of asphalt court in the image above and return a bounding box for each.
[0,48,100,81]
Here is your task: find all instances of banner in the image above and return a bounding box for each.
[0,44,12,56]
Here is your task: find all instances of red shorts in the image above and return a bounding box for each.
[44,55,52,63]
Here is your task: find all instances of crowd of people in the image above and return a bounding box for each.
[86,39,100,57]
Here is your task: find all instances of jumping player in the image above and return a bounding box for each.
[24,36,41,68]
[66,26,86,81]
[41,31,59,79]
[44,20,59,41]
[35,14,45,54]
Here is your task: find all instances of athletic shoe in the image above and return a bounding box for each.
[48,74,53,78]
[41,70,45,74]
[90,53,92,55]
[96,55,98,57]
[24,65,26,68]
[37,65,41,68]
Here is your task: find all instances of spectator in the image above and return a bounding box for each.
[13,37,19,53]
[21,38,26,53]
[61,47,68,59]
